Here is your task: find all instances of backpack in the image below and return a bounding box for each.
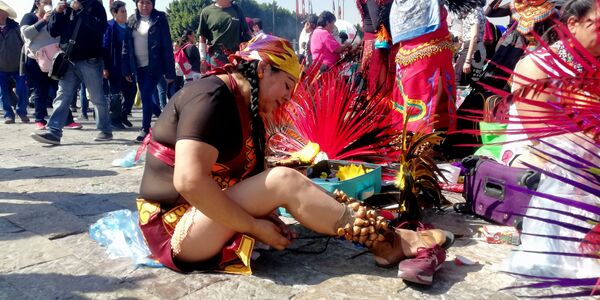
[174,43,193,75]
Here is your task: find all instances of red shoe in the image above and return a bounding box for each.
[34,121,47,130]
[64,122,83,130]
[397,245,446,285]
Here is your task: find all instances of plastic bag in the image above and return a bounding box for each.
[111,150,142,168]
[89,209,163,268]
[502,135,600,278]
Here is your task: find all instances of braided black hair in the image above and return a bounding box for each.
[236,60,266,173]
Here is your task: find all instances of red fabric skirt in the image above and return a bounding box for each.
[136,198,251,273]
[392,30,457,133]
[360,32,396,95]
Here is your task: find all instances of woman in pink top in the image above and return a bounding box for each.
[310,11,352,71]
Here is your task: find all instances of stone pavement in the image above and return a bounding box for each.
[0,109,586,299]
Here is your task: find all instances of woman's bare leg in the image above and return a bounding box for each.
[176,167,448,265]
[176,167,345,263]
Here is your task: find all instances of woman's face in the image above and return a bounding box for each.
[37,0,52,14]
[325,20,336,32]
[258,64,297,114]
[187,34,196,44]
[137,0,153,16]
[113,6,127,24]
[568,5,600,56]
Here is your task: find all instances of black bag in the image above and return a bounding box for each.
[455,155,541,227]
[48,51,70,80]
[48,10,84,80]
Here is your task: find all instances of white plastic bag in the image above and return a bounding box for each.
[89,209,162,267]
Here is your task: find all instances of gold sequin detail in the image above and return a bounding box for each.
[395,35,454,67]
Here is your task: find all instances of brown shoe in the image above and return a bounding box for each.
[18,114,30,123]
[4,117,15,124]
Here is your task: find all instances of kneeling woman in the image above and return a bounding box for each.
[136,35,452,278]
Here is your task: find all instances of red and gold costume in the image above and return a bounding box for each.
[392,6,457,133]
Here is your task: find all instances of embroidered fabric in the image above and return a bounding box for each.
[395,35,454,67]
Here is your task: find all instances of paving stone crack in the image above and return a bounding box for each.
[48,231,85,240]
[178,278,232,298]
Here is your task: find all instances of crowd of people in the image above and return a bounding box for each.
[1,0,598,287]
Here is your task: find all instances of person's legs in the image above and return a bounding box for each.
[0,71,16,119]
[78,58,111,135]
[13,73,29,120]
[176,167,343,263]
[25,58,47,123]
[121,77,136,127]
[47,79,74,125]
[156,76,167,109]
[175,167,448,266]
[137,67,160,134]
[46,64,80,138]
[107,74,124,128]
[80,82,89,118]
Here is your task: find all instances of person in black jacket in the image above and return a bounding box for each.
[123,0,175,143]
[0,1,29,124]
[103,0,136,129]
[30,0,112,145]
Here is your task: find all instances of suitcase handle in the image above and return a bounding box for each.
[484,178,505,200]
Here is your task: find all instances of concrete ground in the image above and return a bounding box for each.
[0,108,590,299]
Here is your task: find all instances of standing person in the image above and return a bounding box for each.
[454,1,486,87]
[356,0,394,95]
[123,0,175,142]
[297,14,317,65]
[444,0,559,160]
[169,38,185,97]
[389,0,468,133]
[103,0,136,129]
[178,29,201,83]
[197,0,252,71]
[20,0,81,130]
[310,11,352,72]
[31,0,111,145]
[0,0,29,124]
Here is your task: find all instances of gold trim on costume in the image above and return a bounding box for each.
[137,198,160,226]
[395,35,454,67]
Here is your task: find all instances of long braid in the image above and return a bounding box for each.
[237,60,266,173]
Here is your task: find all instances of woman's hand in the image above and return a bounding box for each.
[250,218,292,250]
[266,212,298,240]
[463,61,472,74]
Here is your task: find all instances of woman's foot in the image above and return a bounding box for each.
[370,228,448,267]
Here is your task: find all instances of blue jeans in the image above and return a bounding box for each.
[0,71,28,119]
[78,82,89,117]
[47,58,111,137]
[137,67,162,131]
[154,76,168,109]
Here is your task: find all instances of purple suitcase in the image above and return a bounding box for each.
[460,156,541,227]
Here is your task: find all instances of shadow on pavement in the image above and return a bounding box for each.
[0,166,118,182]
[0,272,146,299]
